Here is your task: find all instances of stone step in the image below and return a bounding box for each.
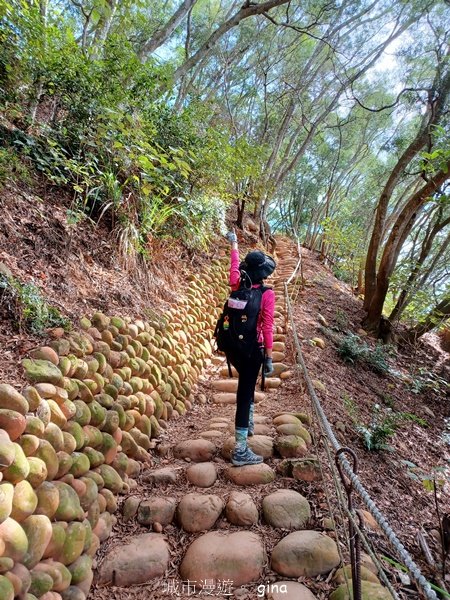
[207,420,229,429]
[97,534,169,586]
[186,462,218,487]
[273,333,286,342]
[209,416,230,423]
[211,355,225,365]
[219,365,239,378]
[212,391,265,404]
[180,531,265,589]
[225,463,276,485]
[199,429,225,440]
[227,422,272,435]
[272,341,286,352]
[173,439,216,461]
[271,362,290,377]
[254,415,271,424]
[211,378,239,392]
[265,377,282,389]
[218,368,285,381]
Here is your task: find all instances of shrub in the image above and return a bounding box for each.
[365,343,390,375]
[407,367,450,396]
[168,194,228,251]
[356,405,398,451]
[337,334,390,375]
[334,308,349,331]
[0,146,30,187]
[356,405,428,451]
[337,334,366,364]
[0,2,271,258]
[0,274,71,333]
[341,392,359,422]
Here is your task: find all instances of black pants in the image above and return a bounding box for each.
[226,346,263,429]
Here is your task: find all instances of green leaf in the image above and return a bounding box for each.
[422,478,435,492]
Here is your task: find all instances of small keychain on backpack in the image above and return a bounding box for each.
[223,316,229,330]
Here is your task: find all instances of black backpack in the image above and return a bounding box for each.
[214,285,269,357]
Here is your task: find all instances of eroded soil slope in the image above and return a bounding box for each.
[293,249,450,578]
[0,179,210,385]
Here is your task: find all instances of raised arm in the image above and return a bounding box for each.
[226,231,241,289]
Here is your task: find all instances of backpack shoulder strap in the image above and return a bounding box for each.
[249,285,266,314]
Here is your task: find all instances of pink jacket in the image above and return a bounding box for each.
[229,248,275,350]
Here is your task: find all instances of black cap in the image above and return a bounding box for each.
[239,250,276,282]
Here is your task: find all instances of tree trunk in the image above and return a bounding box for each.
[363,162,450,331]
[92,0,119,53]
[389,214,450,322]
[304,214,314,249]
[260,11,419,221]
[29,0,48,124]
[403,295,450,343]
[236,197,246,229]
[364,64,450,310]
[357,265,365,295]
[319,189,332,260]
[257,0,374,180]
[173,4,194,111]
[380,178,422,244]
[309,205,326,252]
[263,96,296,187]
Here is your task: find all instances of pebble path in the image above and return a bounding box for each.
[90,238,387,600]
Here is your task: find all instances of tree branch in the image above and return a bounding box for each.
[261,10,338,53]
[139,0,198,60]
[171,0,291,84]
[351,87,430,113]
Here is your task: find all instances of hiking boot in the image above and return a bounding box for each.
[231,446,263,466]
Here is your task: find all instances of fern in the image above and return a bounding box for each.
[356,405,426,451]
[365,343,389,375]
[337,334,390,375]
[337,334,366,364]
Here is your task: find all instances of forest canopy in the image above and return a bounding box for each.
[1,0,449,339]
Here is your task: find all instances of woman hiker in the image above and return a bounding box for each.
[225,230,276,466]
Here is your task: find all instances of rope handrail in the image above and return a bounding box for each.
[286,234,303,286]
[284,281,438,600]
[309,397,401,600]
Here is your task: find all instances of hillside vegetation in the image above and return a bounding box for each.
[1,0,450,343]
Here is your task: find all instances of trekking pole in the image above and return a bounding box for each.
[261,347,266,391]
[226,356,233,378]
